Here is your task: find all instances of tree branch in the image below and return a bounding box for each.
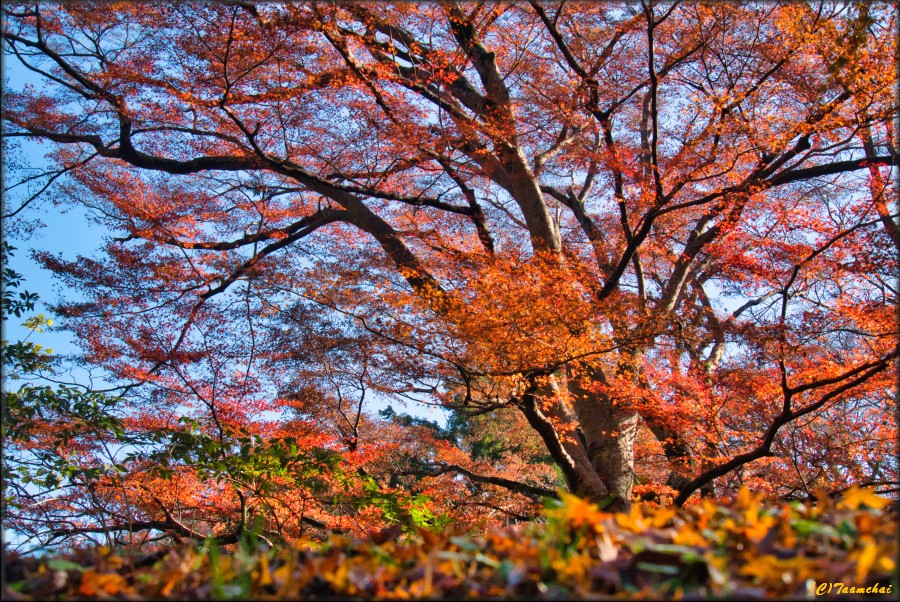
[674,350,897,505]
[406,463,557,500]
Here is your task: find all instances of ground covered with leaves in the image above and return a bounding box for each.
[3,488,897,600]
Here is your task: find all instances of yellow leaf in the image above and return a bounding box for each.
[740,554,809,585]
[672,526,705,547]
[22,314,53,333]
[740,506,775,543]
[740,554,779,582]
[838,487,889,511]
[160,572,181,598]
[735,487,758,509]
[649,507,677,528]
[548,491,608,529]
[79,570,127,597]
[273,563,292,586]
[255,552,273,587]
[614,505,647,533]
[851,536,879,581]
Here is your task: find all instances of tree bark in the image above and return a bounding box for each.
[567,365,639,511]
[517,374,611,502]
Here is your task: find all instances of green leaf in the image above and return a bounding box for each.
[47,559,88,573]
[635,562,680,575]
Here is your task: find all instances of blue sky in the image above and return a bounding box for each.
[3,57,107,361]
[2,53,446,424]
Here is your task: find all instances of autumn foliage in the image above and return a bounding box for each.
[4,487,897,599]
[1,0,897,580]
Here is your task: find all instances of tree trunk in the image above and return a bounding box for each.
[567,365,639,511]
[518,374,611,503]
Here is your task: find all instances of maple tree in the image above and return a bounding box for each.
[2,1,897,550]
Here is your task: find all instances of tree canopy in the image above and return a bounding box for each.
[2,1,897,550]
